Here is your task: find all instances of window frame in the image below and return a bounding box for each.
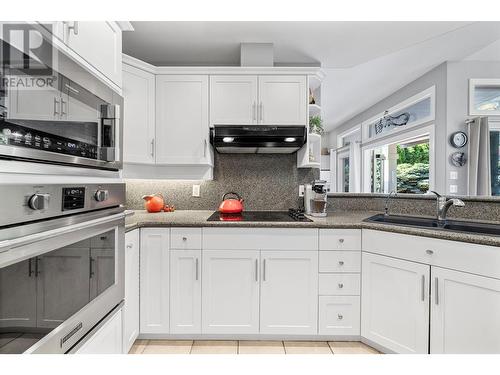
[469,78,500,116]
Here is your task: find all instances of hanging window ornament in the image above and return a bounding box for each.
[374,110,411,135]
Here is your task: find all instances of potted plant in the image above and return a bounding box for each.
[309,115,324,135]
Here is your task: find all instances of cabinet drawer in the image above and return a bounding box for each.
[319,251,361,273]
[319,274,360,295]
[319,229,361,251]
[203,227,318,250]
[171,228,202,250]
[363,229,500,280]
[319,296,360,336]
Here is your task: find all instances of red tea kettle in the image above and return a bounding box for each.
[218,192,244,214]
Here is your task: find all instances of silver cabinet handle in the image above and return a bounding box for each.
[35,257,41,276]
[252,102,256,122]
[255,258,258,282]
[421,275,425,301]
[53,97,59,116]
[337,314,343,320]
[28,258,34,277]
[259,102,263,122]
[426,249,434,255]
[126,244,133,249]
[338,261,344,266]
[338,283,344,289]
[435,277,439,305]
[338,238,345,243]
[89,257,95,278]
[60,97,67,116]
[262,259,266,281]
[204,139,207,158]
[182,237,187,242]
[195,258,199,281]
[68,21,79,35]
[150,139,155,158]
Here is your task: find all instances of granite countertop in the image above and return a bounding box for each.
[125,210,500,247]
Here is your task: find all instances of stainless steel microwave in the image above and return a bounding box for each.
[0,22,123,171]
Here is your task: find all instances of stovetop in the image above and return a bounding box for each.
[207,209,313,222]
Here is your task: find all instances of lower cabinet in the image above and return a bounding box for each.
[430,266,500,354]
[319,296,360,335]
[76,308,123,354]
[140,228,170,334]
[202,250,260,334]
[260,251,318,334]
[361,252,430,354]
[123,230,140,353]
[170,250,202,334]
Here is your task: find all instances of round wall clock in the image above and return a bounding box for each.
[449,131,468,148]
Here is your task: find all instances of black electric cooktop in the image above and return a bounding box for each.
[207,209,313,222]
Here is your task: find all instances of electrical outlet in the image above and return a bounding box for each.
[192,184,200,197]
[450,171,458,180]
[298,185,305,197]
[449,184,458,194]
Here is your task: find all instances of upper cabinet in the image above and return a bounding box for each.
[56,22,123,88]
[122,64,156,164]
[210,75,307,126]
[258,75,307,125]
[155,75,211,165]
[210,76,258,125]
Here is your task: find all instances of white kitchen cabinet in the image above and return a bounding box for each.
[0,259,37,328]
[76,308,123,354]
[260,251,318,334]
[7,85,67,121]
[210,75,258,125]
[122,63,156,164]
[140,228,170,334]
[202,250,260,334]
[361,252,430,354]
[155,75,211,165]
[62,21,123,87]
[430,267,500,354]
[258,75,307,125]
[123,230,140,353]
[319,296,360,336]
[170,250,202,334]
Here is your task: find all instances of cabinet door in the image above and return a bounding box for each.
[89,248,115,300]
[170,250,202,334]
[202,250,260,334]
[361,252,430,354]
[0,259,37,328]
[7,86,61,121]
[430,267,500,354]
[155,75,210,165]
[64,21,122,87]
[123,230,140,353]
[260,251,318,334]
[123,64,156,164]
[36,247,91,329]
[76,308,123,354]
[258,75,307,125]
[210,75,258,125]
[140,228,170,334]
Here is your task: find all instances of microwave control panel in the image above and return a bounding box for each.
[62,187,85,211]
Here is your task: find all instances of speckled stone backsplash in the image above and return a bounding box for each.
[126,153,319,211]
[327,194,500,223]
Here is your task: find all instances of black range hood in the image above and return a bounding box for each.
[210,125,307,154]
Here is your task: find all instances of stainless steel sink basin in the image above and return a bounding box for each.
[365,214,500,236]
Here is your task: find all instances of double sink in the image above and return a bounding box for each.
[365,213,500,236]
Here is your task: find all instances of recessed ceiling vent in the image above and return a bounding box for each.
[240,43,274,67]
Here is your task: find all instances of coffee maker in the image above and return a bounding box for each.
[304,180,328,217]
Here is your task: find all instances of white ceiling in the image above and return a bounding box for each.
[123,21,500,131]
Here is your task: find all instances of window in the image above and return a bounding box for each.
[336,148,350,192]
[469,79,500,116]
[491,124,500,196]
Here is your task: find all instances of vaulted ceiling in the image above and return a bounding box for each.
[123,21,500,131]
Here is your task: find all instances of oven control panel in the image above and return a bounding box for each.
[62,187,86,211]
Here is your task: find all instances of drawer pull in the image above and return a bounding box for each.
[426,249,434,255]
[338,261,344,266]
[182,237,187,241]
[337,314,343,320]
[126,244,133,249]
[338,283,344,289]
[338,238,345,243]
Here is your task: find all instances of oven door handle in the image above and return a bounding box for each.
[0,212,126,253]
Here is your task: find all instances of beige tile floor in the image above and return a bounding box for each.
[129,339,380,354]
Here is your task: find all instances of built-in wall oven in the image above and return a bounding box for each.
[0,182,126,353]
[0,22,123,171]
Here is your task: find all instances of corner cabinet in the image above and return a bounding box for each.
[156,75,211,165]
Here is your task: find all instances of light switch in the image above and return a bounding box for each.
[299,185,305,197]
[192,184,200,197]
[450,171,458,180]
[449,185,458,193]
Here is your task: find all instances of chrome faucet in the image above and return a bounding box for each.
[384,190,397,216]
[429,191,465,223]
